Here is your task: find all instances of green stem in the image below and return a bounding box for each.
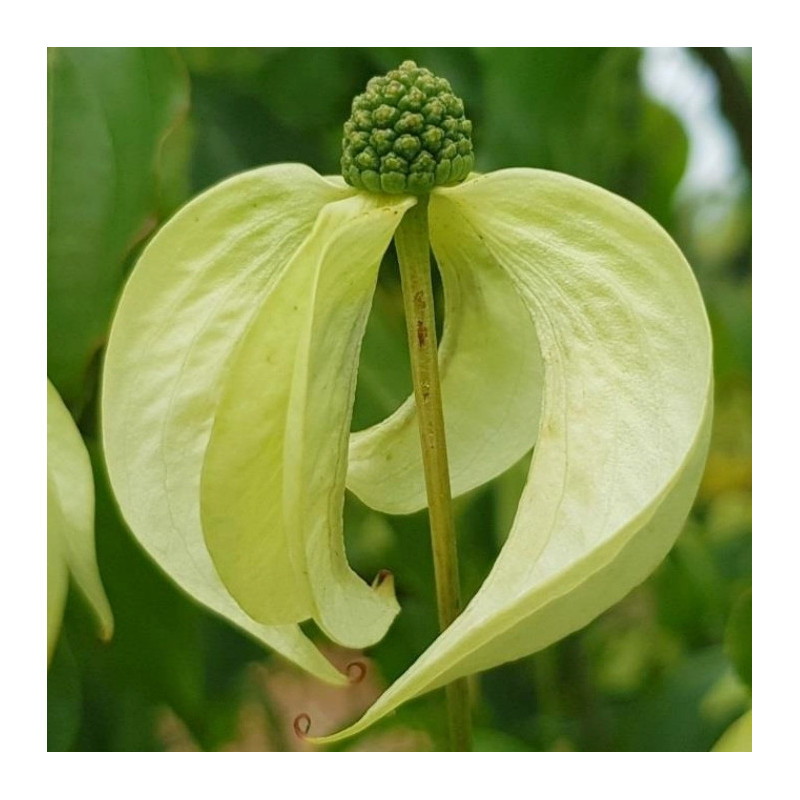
[394,195,472,752]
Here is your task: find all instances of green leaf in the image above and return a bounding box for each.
[478,49,635,183]
[614,646,742,751]
[201,191,411,647]
[315,169,713,743]
[47,637,82,750]
[347,203,542,514]
[47,379,113,663]
[725,588,752,689]
[48,47,189,407]
[102,164,369,684]
[712,709,752,752]
[634,99,690,228]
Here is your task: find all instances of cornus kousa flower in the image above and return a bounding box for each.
[102,61,712,744]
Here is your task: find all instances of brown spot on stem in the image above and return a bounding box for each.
[417,320,428,347]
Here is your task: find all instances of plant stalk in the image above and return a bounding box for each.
[394,195,472,752]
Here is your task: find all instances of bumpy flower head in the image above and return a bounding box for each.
[341,60,475,195]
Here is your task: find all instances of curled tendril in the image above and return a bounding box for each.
[293,712,312,739]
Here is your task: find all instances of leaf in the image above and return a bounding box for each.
[182,48,363,192]
[315,169,713,743]
[201,191,411,647]
[476,48,689,225]
[47,637,82,750]
[102,164,371,684]
[712,709,752,752]
[634,99,690,228]
[47,47,189,407]
[478,49,635,183]
[615,646,742,751]
[725,588,752,690]
[347,204,543,514]
[47,379,113,662]
[259,48,361,130]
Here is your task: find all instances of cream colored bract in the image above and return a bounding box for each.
[101,163,712,740]
[48,379,113,663]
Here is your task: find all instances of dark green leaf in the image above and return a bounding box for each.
[47,637,82,751]
[725,589,752,689]
[47,47,189,409]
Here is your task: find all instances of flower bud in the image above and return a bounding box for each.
[341,61,474,195]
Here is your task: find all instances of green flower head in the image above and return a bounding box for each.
[341,60,474,194]
[102,62,712,743]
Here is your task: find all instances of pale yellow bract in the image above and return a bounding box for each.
[101,163,712,740]
[48,379,113,663]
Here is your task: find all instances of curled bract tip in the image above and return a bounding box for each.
[374,569,393,586]
[371,570,397,605]
[346,660,367,684]
[293,712,312,739]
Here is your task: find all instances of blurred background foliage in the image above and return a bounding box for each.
[47,47,751,751]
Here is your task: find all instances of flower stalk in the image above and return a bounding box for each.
[394,196,472,752]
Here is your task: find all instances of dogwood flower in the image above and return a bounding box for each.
[102,61,712,740]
